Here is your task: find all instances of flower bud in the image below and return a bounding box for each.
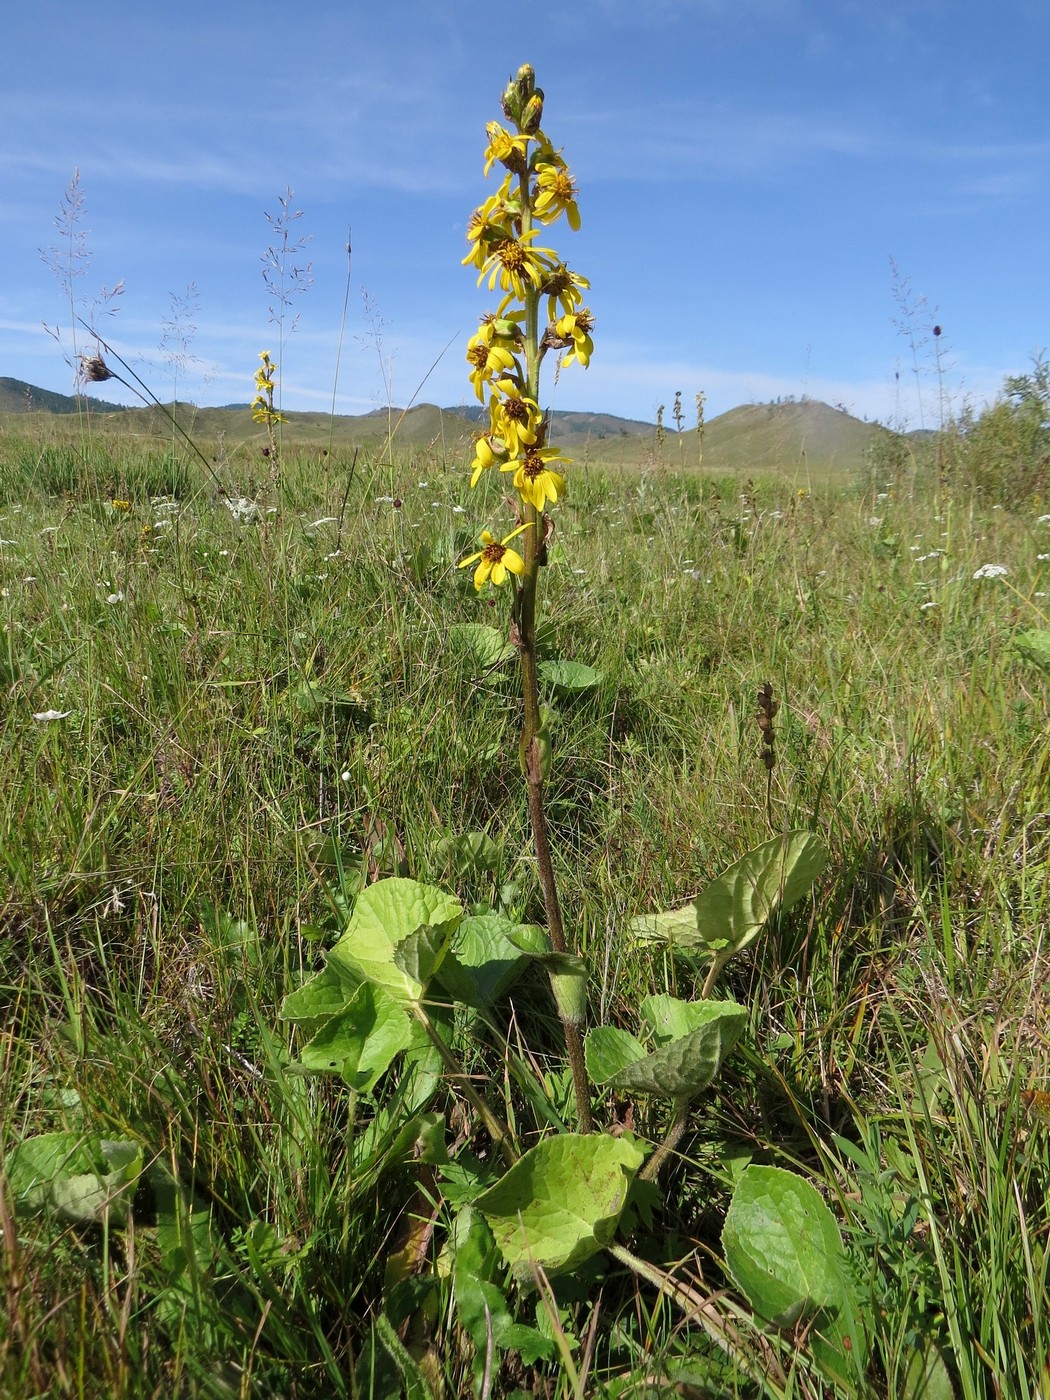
[515,64,536,105]
[520,89,544,134]
[501,77,523,124]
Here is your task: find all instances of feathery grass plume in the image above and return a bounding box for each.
[261,188,313,475]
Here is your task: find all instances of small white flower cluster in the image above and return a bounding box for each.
[226,497,261,523]
[972,564,1008,580]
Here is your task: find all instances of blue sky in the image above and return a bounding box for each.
[3,0,1047,428]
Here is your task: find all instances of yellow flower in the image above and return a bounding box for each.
[252,397,287,425]
[469,433,510,487]
[502,446,569,511]
[553,310,594,368]
[533,158,581,231]
[462,181,516,271]
[538,263,590,321]
[483,122,531,177]
[458,522,532,590]
[111,498,131,511]
[489,382,541,457]
[466,333,520,402]
[478,228,557,301]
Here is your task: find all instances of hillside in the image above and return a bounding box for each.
[0,376,903,475]
[0,376,125,414]
[700,398,899,477]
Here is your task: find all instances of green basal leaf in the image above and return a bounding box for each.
[603,1001,746,1101]
[297,981,414,1091]
[436,913,531,1008]
[693,831,826,955]
[584,1026,647,1086]
[723,1164,868,1383]
[538,659,601,695]
[327,877,463,1003]
[434,830,501,877]
[632,832,826,962]
[475,1134,644,1282]
[279,963,359,1023]
[6,1132,93,1213]
[640,993,730,1045]
[6,1132,143,1225]
[507,923,551,956]
[629,901,703,946]
[1014,628,1050,673]
[901,1334,956,1400]
[449,622,515,668]
[392,922,454,991]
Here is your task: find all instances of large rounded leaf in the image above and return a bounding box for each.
[723,1165,846,1326]
[1014,628,1050,674]
[436,913,532,1009]
[585,1026,647,1086]
[297,981,416,1091]
[327,877,463,1002]
[6,1132,143,1225]
[723,1164,867,1382]
[474,1134,644,1282]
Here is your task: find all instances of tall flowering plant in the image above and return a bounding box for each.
[460,65,596,1130]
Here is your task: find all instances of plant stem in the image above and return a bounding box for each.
[608,1244,788,1397]
[516,172,594,1135]
[411,1001,518,1168]
[637,1099,691,1183]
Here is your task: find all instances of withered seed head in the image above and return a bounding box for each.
[80,353,114,383]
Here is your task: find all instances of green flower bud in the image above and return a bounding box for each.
[516,63,536,105]
[501,77,523,124]
[520,89,544,135]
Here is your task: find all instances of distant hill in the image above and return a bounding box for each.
[0,376,904,475]
[0,376,125,414]
[699,398,900,477]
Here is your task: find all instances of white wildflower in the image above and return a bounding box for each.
[33,709,73,721]
[972,564,1009,580]
[226,497,260,523]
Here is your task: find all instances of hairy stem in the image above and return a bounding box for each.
[637,1099,692,1183]
[516,170,594,1135]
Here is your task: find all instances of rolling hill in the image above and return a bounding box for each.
[0,376,904,475]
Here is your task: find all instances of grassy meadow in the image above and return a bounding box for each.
[2,409,1050,1398]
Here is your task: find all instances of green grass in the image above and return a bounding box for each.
[2,425,1049,1397]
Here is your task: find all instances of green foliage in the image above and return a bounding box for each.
[723,1164,868,1386]
[953,353,1050,503]
[6,1131,143,1225]
[4,416,1050,1394]
[632,831,826,987]
[473,1134,645,1282]
[586,999,746,1101]
[1014,627,1050,673]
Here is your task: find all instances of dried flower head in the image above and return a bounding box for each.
[80,353,114,383]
